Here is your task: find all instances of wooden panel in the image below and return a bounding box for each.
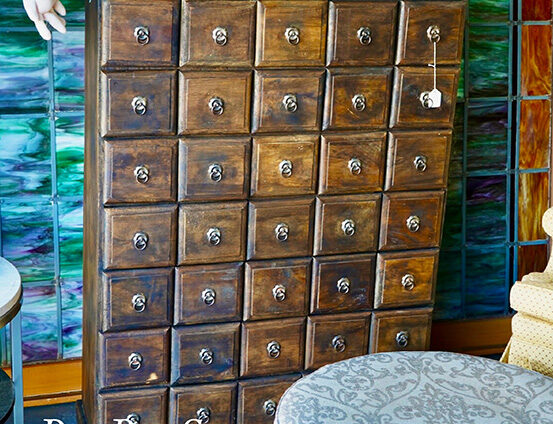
[370,308,432,353]
[170,382,237,424]
[98,388,168,424]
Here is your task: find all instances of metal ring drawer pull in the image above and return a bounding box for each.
[406,215,421,233]
[419,91,435,109]
[414,155,428,172]
[185,421,202,424]
[208,163,223,182]
[401,274,415,291]
[209,97,224,115]
[126,413,141,424]
[282,94,298,113]
[207,227,222,246]
[396,331,409,348]
[196,407,211,424]
[348,158,362,175]
[132,293,147,312]
[332,335,346,353]
[275,223,289,242]
[357,26,372,45]
[279,159,293,178]
[128,352,143,370]
[341,219,356,237]
[427,25,441,43]
[201,288,216,306]
[352,94,366,112]
[336,277,351,294]
[134,165,150,184]
[285,26,300,45]
[134,26,150,45]
[272,284,286,302]
[212,26,228,46]
[131,96,147,115]
[263,399,277,416]
[199,348,214,365]
[133,232,149,251]
[267,341,281,358]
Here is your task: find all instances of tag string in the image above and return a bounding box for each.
[432,41,437,90]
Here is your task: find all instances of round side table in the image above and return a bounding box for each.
[0,258,24,424]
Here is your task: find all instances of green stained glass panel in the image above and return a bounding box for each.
[62,278,83,358]
[434,250,463,320]
[442,176,462,249]
[56,115,84,197]
[53,30,85,111]
[59,200,83,280]
[469,0,510,24]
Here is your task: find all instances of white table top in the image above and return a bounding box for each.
[0,258,22,321]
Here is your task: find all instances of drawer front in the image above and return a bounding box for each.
[390,67,459,128]
[98,388,168,424]
[101,0,179,67]
[396,1,466,65]
[178,71,251,134]
[179,138,250,201]
[181,0,256,67]
[305,312,371,370]
[326,1,397,67]
[252,70,325,133]
[319,133,386,195]
[314,194,381,256]
[323,68,392,131]
[99,328,170,389]
[379,191,445,250]
[251,135,318,197]
[170,382,237,424]
[175,263,243,325]
[238,375,300,424]
[244,258,311,320]
[385,131,452,191]
[104,205,177,270]
[240,318,305,377]
[101,71,177,137]
[375,250,438,309]
[104,139,178,204]
[102,268,173,332]
[248,198,314,260]
[255,0,327,67]
[178,201,247,265]
[369,308,432,353]
[172,323,240,384]
[311,254,375,314]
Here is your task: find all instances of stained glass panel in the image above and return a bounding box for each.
[519,100,550,170]
[56,114,85,197]
[518,172,549,242]
[521,25,552,96]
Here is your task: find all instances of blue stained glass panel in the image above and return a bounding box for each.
[56,114,85,197]
[58,200,83,279]
[53,30,85,111]
[434,250,463,320]
[442,176,462,249]
[62,278,82,358]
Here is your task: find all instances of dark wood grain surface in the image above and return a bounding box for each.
[98,388,168,424]
[170,382,237,424]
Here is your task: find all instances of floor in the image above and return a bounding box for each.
[5,402,77,424]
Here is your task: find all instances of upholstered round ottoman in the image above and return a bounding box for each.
[276,351,553,424]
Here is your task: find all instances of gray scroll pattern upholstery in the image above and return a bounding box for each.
[276,351,553,424]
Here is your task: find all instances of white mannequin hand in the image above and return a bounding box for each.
[23,0,66,40]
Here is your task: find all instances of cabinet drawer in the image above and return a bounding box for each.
[248,198,314,260]
[181,0,255,67]
[104,205,177,270]
[375,250,438,309]
[238,375,300,424]
[305,312,371,370]
[369,308,432,353]
[98,388,168,424]
[314,194,380,256]
[319,133,386,195]
[104,139,178,204]
[179,138,250,201]
[170,382,237,424]
[244,258,311,321]
[311,254,375,314]
[99,328,170,389]
[240,318,305,377]
[178,201,247,265]
[178,71,251,134]
[172,323,240,384]
[102,268,173,332]
[251,135,318,197]
[379,191,445,251]
[252,70,325,133]
[385,131,452,191]
[396,1,466,65]
[255,0,327,67]
[323,68,392,131]
[175,263,243,325]
[101,0,179,67]
[389,67,459,128]
[326,1,397,67]
[101,71,177,137]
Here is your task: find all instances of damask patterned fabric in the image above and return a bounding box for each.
[276,351,553,424]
